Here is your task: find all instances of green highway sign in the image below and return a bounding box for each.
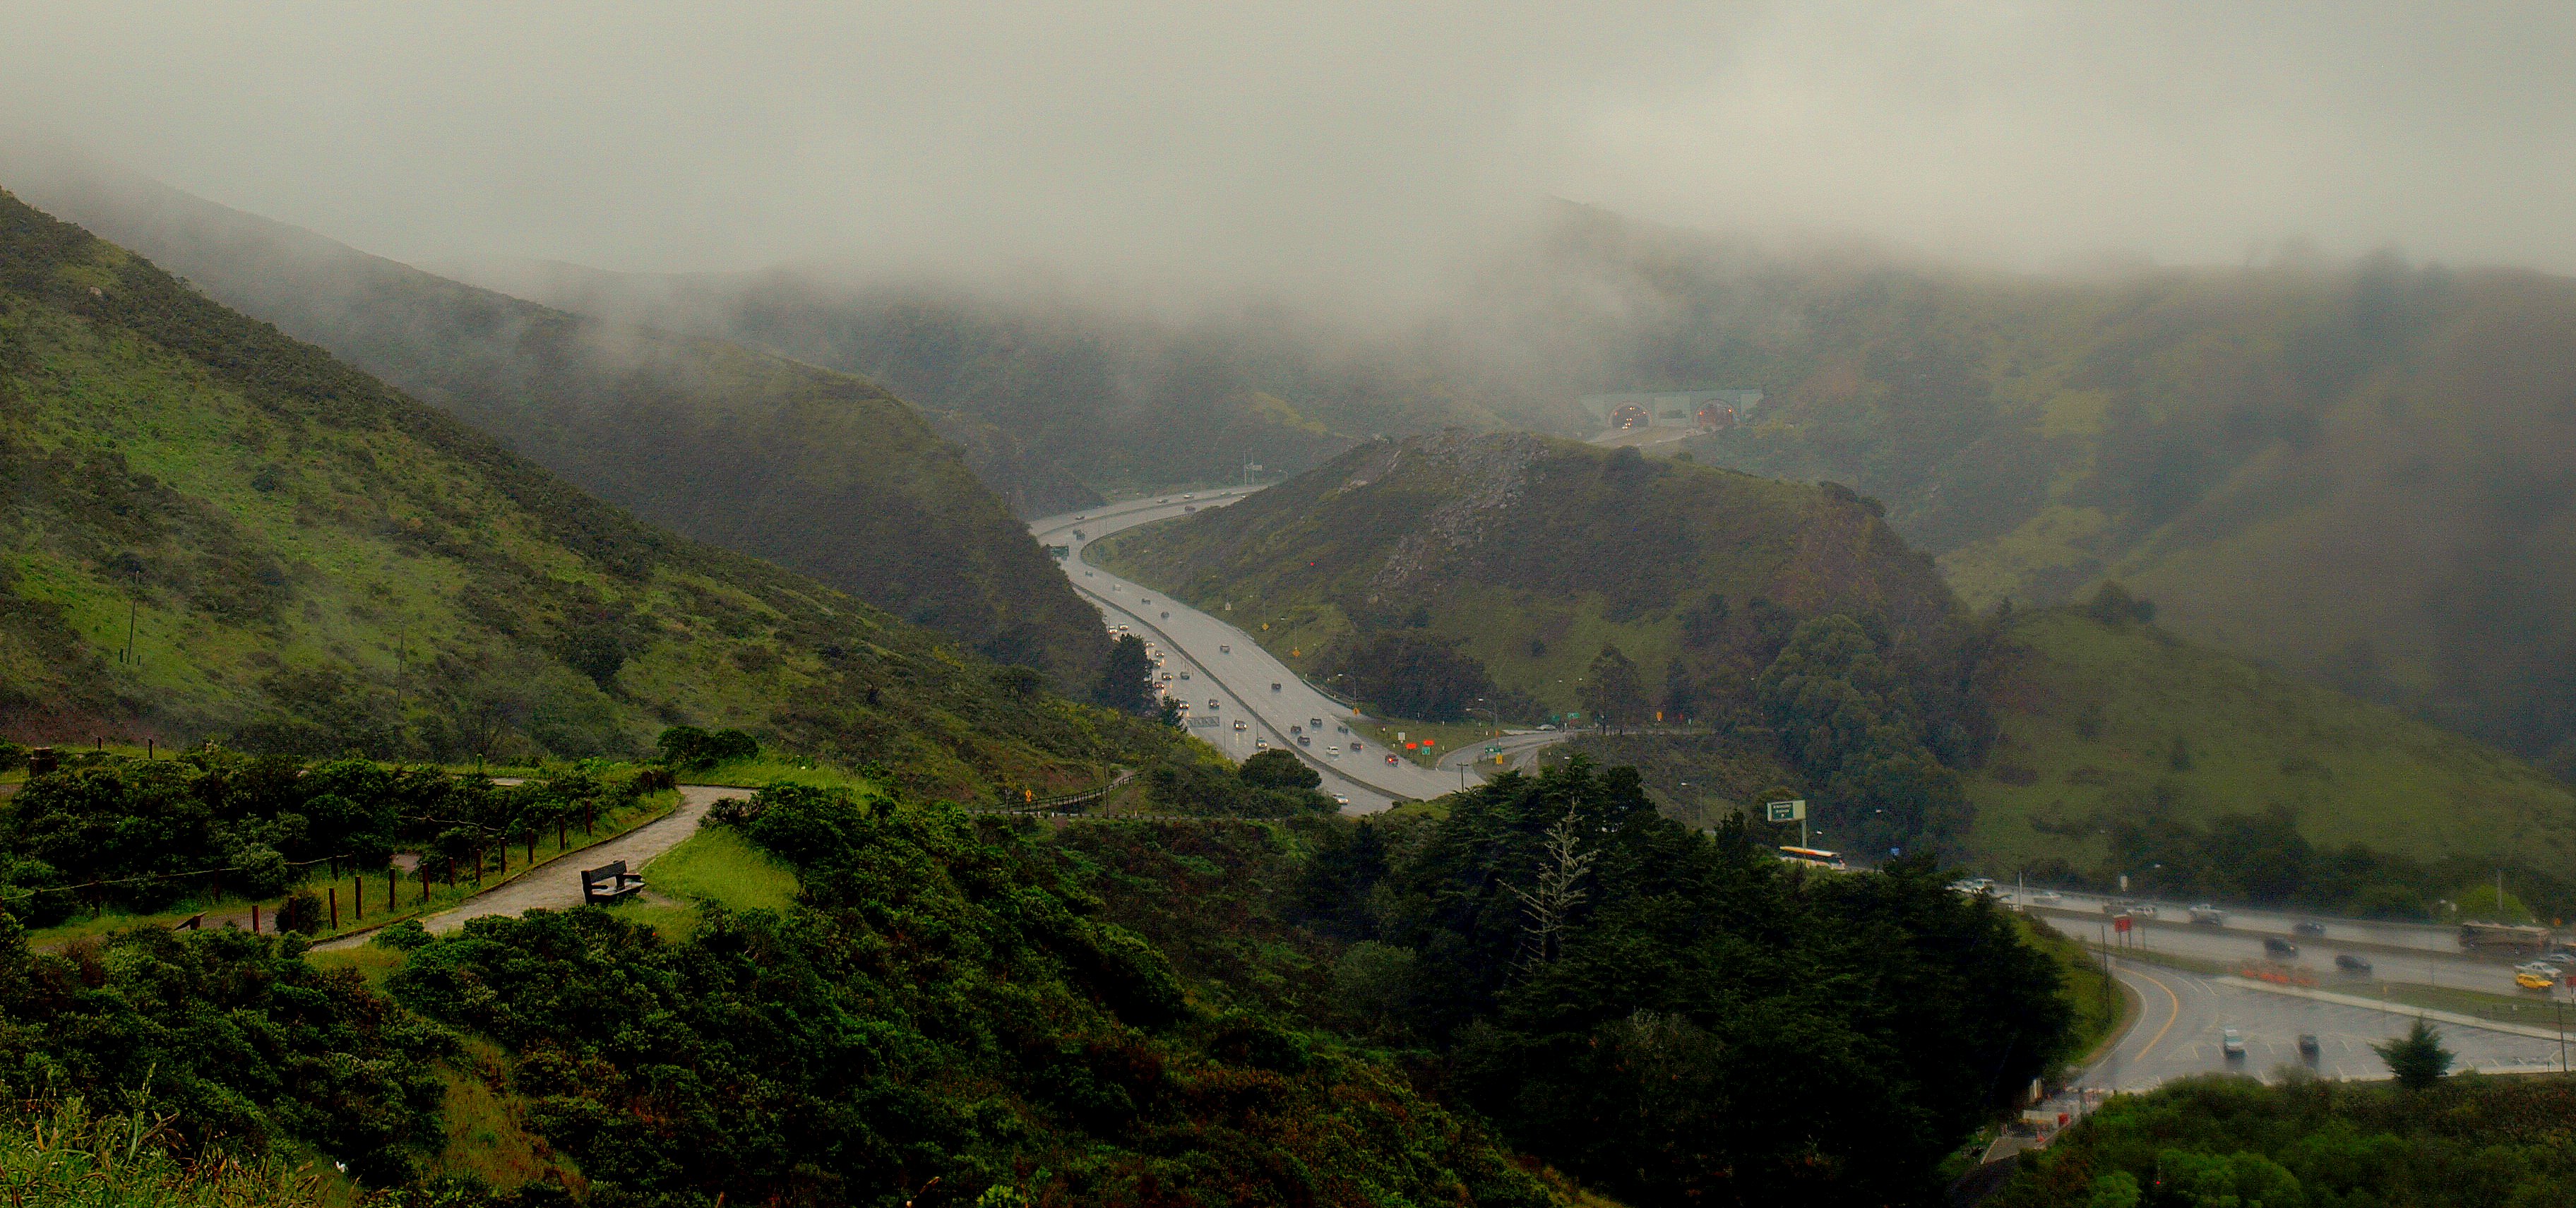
[1765,799,1806,823]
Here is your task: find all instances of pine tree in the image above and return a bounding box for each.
[2372,1017,2454,1089]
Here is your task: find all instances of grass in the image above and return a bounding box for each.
[640,825,800,912]
[1352,719,1505,769]
[21,789,679,949]
[429,1039,579,1195]
[0,1096,338,1208]
[1966,609,2576,872]
[679,754,881,791]
[2373,981,2576,1029]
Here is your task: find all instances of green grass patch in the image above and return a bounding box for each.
[640,824,800,913]
[429,1039,580,1195]
[1967,609,2576,873]
[679,754,881,791]
[1353,719,1503,768]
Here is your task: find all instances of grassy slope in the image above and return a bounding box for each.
[0,155,1109,689]
[0,187,1174,800]
[1093,430,1955,713]
[1969,609,2576,869]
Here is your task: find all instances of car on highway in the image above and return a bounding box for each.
[1160,611,1170,619]
[1349,739,1363,750]
[2515,967,2560,991]
[1328,746,1340,755]
[2335,953,2373,974]
[2293,921,2327,937]
[1289,724,1301,734]
[1159,672,1174,682]
[1083,570,1094,576]
[1179,671,1190,680]
[1297,736,1311,746]
[2298,1034,2320,1058]
[1220,645,1230,653]
[2029,890,2063,904]
[1385,754,1399,765]
[1255,738,1269,748]
[1232,719,1247,731]
[1270,682,1282,692]
[1208,699,1220,710]
[2264,937,2300,958]
[2222,1029,2246,1058]
[2190,904,2227,926]
[1332,794,1349,807]
[2534,952,2575,969]
[1310,717,1323,729]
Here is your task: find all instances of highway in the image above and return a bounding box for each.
[2082,957,2570,1093]
[1030,491,1479,813]
[2020,895,2557,998]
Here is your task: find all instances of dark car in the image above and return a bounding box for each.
[2264,937,2300,958]
[2292,921,2327,937]
[2335,953,2373,974]
[2298,1034,2320,1058]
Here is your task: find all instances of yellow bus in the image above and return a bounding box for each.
[1777,846,1848,871]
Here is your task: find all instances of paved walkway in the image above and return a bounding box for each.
[313,784,749,949]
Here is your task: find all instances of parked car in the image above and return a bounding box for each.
[2264,937,2300,958]
[2222,1029,2246,1058]
[2335,953,2373,974]
[2293,921,2327,937]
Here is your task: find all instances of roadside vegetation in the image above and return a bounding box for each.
[1996,1072,2576,1207]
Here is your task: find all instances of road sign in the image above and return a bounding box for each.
[1765,800,1806,823]
[2113,915,2132,934]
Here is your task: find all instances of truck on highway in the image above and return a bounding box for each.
[2459,922,2556,953]
[2189,904,2227,926]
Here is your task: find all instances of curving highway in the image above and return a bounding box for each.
[1030,491,1505,813]
[2082,957,2569,1093]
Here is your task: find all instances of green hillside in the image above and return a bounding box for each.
[1967,607,2576,897]
[1092,429,1957,717]
[0,187,1161,799]
[0,153,1110,688]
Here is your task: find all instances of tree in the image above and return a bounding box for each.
[2373,1017,2455,1089]
[1506,806,1595,974]
[1240,748,1321,791]
[1660,657,1696,723]
[1579,645,1649,732]
[1091,633,1156,714]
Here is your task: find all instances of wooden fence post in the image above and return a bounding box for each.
[328,887,338,930]
[353,875,363,921]
[250,903,259,933]
[527,834,535,865]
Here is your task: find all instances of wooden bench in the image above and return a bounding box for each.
[580,860,645,905]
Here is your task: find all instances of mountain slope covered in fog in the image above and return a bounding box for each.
[0,188,1161,796]
[1483,209,2576,765]
[0,153,1113,689]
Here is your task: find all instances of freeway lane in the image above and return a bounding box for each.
[2085,957,2569,1092]
[1031,491,1468,812]
[2025,887,2478,956]
[2029,902,2546,998]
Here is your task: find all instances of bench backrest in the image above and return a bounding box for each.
[582,860,627,887]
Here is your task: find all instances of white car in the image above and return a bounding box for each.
[1333,794,1350,806]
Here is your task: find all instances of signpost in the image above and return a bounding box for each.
[1765,799,1809,847]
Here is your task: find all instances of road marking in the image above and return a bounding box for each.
[2126,964,2186,1063]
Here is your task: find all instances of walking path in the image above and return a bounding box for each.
[311,784,749,949]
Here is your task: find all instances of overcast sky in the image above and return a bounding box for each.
[4,2,2572,297]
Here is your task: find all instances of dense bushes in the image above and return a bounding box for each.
[390,782,1557,1207]
[0,916,449,1184]
[652,724,758,769]
[1329,759,2070,1207]
[1998,1074,2576,1207]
